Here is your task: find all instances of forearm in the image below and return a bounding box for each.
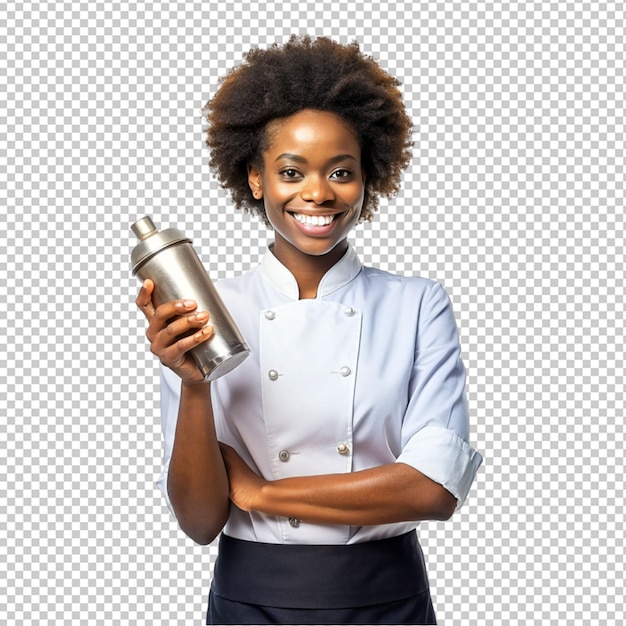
[167,382,230,544]
[254,462,457,526]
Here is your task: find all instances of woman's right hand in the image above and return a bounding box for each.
[135,279,214,385]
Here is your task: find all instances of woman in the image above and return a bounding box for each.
[136,35,483,625]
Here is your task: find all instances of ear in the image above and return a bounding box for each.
[247,164,263,199]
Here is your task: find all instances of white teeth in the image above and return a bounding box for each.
[292,213,335,226]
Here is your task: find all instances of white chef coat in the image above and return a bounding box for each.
[157,244,483,545]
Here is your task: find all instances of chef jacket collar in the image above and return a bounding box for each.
[261,243,362,300]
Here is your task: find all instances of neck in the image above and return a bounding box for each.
[273,239,348,299]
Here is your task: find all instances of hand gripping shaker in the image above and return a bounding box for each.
[131,216,250,381]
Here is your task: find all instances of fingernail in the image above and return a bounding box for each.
[196,311,208,321]
[195,325,213,339]
[183,300,196,308]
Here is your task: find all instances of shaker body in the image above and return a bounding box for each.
[132,220,249,381]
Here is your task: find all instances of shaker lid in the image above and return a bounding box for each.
[131,216,191,274]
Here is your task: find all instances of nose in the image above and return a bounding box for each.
[300,175,335,204]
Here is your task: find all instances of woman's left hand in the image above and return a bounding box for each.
[219,443,265,512]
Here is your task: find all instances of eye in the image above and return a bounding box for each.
[280,168,302,179]
[330,169,353,180]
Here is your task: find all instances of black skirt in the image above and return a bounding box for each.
[207,531,437,625]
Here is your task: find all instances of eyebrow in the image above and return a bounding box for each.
[274,153,358,164]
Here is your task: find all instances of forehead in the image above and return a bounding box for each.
[263,109,360,156]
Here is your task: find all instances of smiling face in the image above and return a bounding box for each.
[248,109,366,274]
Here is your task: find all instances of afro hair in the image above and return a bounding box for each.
[205,35,413,225]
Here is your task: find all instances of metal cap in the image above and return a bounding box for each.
[131,216,158,241]
[130,216,191,274]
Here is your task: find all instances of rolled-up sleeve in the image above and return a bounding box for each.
[396,282,483,510]
[156,365,182,514]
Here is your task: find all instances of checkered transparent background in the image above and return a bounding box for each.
[1,1,624,624]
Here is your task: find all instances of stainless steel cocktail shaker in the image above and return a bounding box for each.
[131,216,250,381]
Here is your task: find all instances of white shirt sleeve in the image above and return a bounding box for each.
[155,364,182,515]
[395,281,483,510]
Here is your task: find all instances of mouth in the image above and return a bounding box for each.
[289,212,338,227]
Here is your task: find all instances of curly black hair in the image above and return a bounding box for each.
[205,35,413,225]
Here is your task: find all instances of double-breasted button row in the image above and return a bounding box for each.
[278,445,349,461]
[266,308,356,319]
[267,366,351,381]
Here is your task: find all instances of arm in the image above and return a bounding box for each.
[220,444,457,526]
[218,282,481,528]
[167,382,230,544]
[137,280,230,544]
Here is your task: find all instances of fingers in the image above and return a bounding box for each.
[160,309,209,342]
[152,298,196,324]
[148,306,214,367]
[134,280,215,382]
[135,279,156,316]
[136,280,197,322]
[154,322,215,370]
[136,279,198,329]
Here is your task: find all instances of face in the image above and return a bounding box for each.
[248,109,366,270]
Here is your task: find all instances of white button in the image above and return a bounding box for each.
[339,366,351,377]
[268,370,279,381]
[288,517,301,528]
[336,443,350,455]
[279,450,290,462]
[265,310,276,320]
[344,306,355,316]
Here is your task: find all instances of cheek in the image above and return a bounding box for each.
[349,183,366,210]
[263,180,294,205]
[263,203,287,233]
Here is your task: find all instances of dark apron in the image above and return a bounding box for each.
[207,531,437,625]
